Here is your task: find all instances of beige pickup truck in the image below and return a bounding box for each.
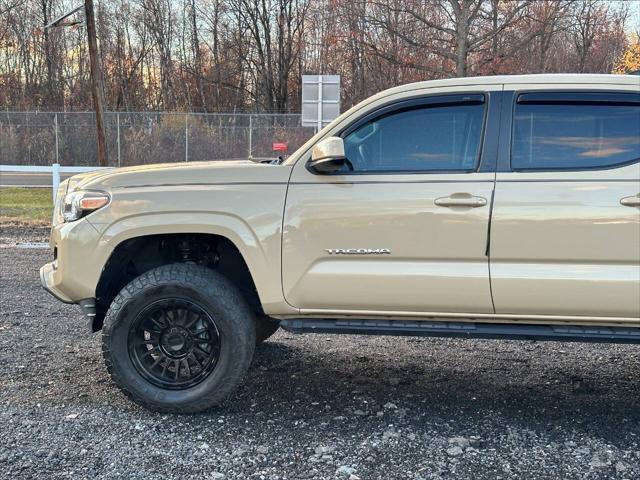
[41,74,640,412]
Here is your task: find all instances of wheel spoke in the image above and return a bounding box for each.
[182,358,191,378]
[142,347,158,358]
[195,345,211,357]
[173,360,180,380]
[152,313,162,328]
[188,352,202,369]
[150,354,163,369]
[184,311,199,329]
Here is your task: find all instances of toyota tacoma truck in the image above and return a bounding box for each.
[41,74,640,412]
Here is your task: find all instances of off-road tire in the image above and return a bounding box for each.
[102,263,255,413]
[255,315,280,345]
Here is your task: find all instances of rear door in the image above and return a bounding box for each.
[490,87,640,321]
[282,90,501,316]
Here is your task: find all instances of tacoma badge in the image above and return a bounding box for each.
[325,248,391,255]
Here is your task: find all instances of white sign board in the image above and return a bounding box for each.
[301,75,340,130]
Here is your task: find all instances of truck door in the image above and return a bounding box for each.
[282,90,501,316]
[490,88,640,321]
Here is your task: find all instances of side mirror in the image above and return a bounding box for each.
[308,137,346,174]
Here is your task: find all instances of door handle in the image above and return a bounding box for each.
[620,194,640,207]
[434,195,487,208]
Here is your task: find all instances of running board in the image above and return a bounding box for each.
[279,319,640,344]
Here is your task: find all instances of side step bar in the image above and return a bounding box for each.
[279,319,640,344]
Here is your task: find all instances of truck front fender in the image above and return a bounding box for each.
[92,210,294,315]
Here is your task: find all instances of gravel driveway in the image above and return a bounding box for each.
[1,227,638,480]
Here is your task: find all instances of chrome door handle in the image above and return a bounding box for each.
[434,195,487,208]
[620,195,640,207]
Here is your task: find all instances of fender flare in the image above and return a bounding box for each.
[93,210,283,309]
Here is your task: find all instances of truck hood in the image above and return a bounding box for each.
[69,160,292,191]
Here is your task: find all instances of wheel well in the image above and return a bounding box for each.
[93,233,262,331]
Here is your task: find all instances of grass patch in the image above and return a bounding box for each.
[0,188,53,224]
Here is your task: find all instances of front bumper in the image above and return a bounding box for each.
[39,216,112,306]
[40,264,100,331]
[40,261,73,303]
[40,218,111,332]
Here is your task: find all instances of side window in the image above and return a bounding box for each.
[512,94,640,171]
[342,101,485,173]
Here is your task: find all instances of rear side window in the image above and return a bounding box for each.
[512,93,640,171]
[342,100,485,173]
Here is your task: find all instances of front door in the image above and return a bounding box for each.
[490,88,640,321]
[282,92,498,316]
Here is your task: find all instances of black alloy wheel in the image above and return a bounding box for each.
[128,299,221,389]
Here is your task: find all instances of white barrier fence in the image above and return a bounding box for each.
[0,164,110,200]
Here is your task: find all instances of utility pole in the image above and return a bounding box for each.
[84,0,107,167]
[45,2,108,167]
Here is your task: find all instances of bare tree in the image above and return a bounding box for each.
[0,0,632,112]
[233,0,309,112]
[569,0,627,73]
[139,0,177,109]
[366,0,532,77]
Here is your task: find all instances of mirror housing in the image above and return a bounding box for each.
[308,137,346,174]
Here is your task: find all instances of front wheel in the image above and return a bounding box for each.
[102,263,255,413]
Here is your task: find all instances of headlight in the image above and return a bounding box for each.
[63,191,110,222]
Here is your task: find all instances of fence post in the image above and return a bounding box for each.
[52,162,60,202]
[116,112,121,167]
[54,113,60,165]
[185,113,189,162]
[317,75,323,132]
[248,114,253,159]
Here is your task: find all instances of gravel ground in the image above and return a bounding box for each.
[1,227,639,480]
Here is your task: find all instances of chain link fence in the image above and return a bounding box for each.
[0,111,316,167]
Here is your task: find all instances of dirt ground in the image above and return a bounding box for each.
[0,226,638,480]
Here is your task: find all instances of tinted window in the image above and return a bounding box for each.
[512,100,640,170]
[342,102,485,173]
